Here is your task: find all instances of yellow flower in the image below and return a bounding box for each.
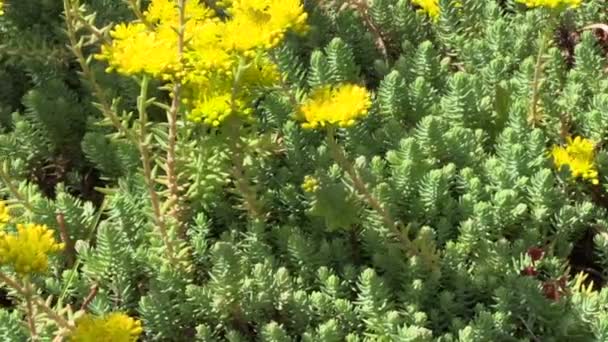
[144,0,176,23]
[0,201,10,229]
[412,0,440,20]
[186,20,234,73]
[301,176,320,193]
[97,0,215,77]
[0,223,64,275]
[241,57,281,89]
[516,0,581,9]
[221,0,308,52]
[69,313,143,342]
[551,136,599,185]
[97,22,179,76]
[184,58,276,125]
[298,84,372,129]
[0,1,4,16]
[188,91,234,126]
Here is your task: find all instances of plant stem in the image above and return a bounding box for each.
[80,283,99,311]
[325,128,413,253]
[166,0,187,231]
[137,76,177,262]
[0,165,34,212]
[226,60,265,221]
[127,0,155,30]
[347,0,388,62]
[58,199,106,304]
[56,212,75,267]
[528,29,550,126]
[227,122,265,221]
[0,272,72,331]
[24,280,38,340]
[63,0,137,145]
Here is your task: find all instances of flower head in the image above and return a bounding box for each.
[70,312,143,342]
[188,91,234,126]
[516,0,581,9]
[0,201,10,229]
[98,22,179,76]
[222,0,308,52]
[0,223,64,275]
[184,57,277,125]
[97,0,214,77]
[412,0,440,20]
[186,20,234,73]
[298,84,372,129]
[551,136,599,185]
[301,175,320,193]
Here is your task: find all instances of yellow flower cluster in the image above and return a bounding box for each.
[185,57,280,125]
[516,0,581,9]
[298,84,372,129]
[0,223,64,275]
[412,0,440,20]
[0,201,9,229]
[69,312,143,342]
[0,1,4,16]
[98,0,308,126]
[301,175,320,193]
[551,136,599,185]
[222,0,308,52]
[98,1,214,76]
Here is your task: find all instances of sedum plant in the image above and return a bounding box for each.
[0,0,608,341]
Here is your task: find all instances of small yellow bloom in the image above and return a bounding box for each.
[97,22,179,76]
[70,312,143,342]
[551,136,599,185]
[185,58,276,126]
[0,201,9,228]
[186,20,234,73]
[301,175,320,193]
[0,223,64,275]
[0,1,4,16]
[241,58,281,89]
[412,0,440,20]
[298,84,372,129]
[221,0,308,52]
[516,0,581,9]
[188,92,234,126]
[97,0,215,77]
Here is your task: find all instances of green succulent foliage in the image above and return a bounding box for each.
[2,0,608,341]
[0,309,28,341]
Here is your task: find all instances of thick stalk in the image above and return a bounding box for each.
[528,29,550,126]
[166,0,187,229]
[325,128,413,252]
[137,76,177,262]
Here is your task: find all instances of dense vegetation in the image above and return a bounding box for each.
[1,0,608,340]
